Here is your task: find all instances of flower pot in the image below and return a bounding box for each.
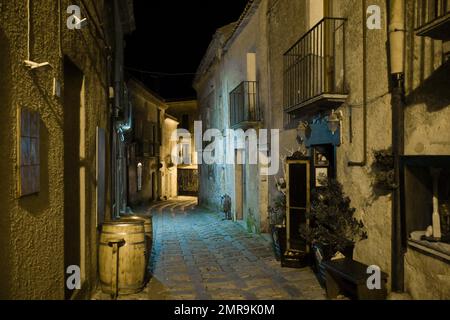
[341,244,355,260]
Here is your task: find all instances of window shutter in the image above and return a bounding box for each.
[18,108,40,197]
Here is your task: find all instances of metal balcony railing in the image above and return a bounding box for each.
[283,18,347,113]
[229,81,261,127]
[415,0,450,40]
[416,0,450,29]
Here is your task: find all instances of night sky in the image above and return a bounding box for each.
[124,1,249,100]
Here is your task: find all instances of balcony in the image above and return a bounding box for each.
[415,0,450,41]
[229,81,261,129]
[283,18,347,115]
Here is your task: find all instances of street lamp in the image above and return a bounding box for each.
[296,121,309,144]
[327,110,343,135]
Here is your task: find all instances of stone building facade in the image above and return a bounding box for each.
[0,0,134,299]
[194,2,270,232]
[195,0,450,299]
[161,113,179,200]
[167,99,199,196]
[127,79,167,207]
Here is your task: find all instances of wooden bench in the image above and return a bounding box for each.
[322,258,388,300]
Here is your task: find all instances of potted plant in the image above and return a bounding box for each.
[268,193,286,261]
[300,179,367,283]
[372,148,396,193]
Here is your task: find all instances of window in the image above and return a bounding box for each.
[143,121,158,157]
[283,18,347,115]
[402,156,450,261]
[229,81,260,127]
[18,108,40,197]
[181,114,189,131]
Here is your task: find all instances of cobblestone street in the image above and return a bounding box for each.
[93,198,326,300]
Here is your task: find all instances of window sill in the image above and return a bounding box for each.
[408,239,450,264]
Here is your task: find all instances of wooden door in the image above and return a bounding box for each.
[63,58,83,299]
[286,160,310,253]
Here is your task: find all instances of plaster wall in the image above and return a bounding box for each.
[400,1,450,300]
[267,0,393,288]
[0,0,112,299]
[128,83,165,206]
[195,1,270,232]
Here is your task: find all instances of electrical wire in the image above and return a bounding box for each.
[347,91,390,108]
[125,67,197,77]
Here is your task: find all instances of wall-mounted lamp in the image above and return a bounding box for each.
[24,60,53,70]
[327,110,343,135]
[296,121,309,144]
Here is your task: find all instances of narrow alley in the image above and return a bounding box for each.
[1,0,450,306]
[93,198,325,300]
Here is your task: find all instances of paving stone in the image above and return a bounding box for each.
[92,198,326,300]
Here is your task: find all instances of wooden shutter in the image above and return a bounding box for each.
[18,108,40,197]
[96,127,106,227]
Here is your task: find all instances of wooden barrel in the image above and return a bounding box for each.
[119,215,153,276]
[99,221,146,296]
[120,215,152,240]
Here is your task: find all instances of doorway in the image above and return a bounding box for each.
[152,172,157,201]
[235,149,245,221]
[286,160,310,252]
[63,58,85,299]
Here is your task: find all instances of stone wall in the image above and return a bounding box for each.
[161,116,179,199]
[194,0,450,298]
[401,1,450,300]
[194,1,270,232]
[0,0,112,299]
[266,0,393,287]
[128,80,166,206]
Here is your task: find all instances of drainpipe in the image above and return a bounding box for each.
[388,0,406,293]
[112,0,123,218]
[113,0,123,118]
[348,0,368,167]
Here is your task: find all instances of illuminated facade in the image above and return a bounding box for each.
[195,0,450,299]
[0,0,134,299]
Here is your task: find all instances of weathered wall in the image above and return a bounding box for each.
[401,1,450,300]
[267,0,393,287]
[167,100,199,166]
[266,0,308,206]
[195,1,271,233]
[404,249,450,299]
[161,116,179,199]
[0,0,111,299]
[195,30,231,211]
[128,81,165,206]
[335,0,393,287]
[404,2,450,156]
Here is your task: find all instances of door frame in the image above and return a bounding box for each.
[285,159,311,252]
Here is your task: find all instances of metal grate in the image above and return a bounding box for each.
[229,81,261,127]
[283,18,347,112]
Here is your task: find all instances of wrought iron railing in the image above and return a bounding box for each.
[229,81,260,127]
[283,18,347,112]
[415,0,450,29]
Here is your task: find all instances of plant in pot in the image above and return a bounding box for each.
[300,179,367,283]
[268,191,286,261]
[371,148,396,195]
